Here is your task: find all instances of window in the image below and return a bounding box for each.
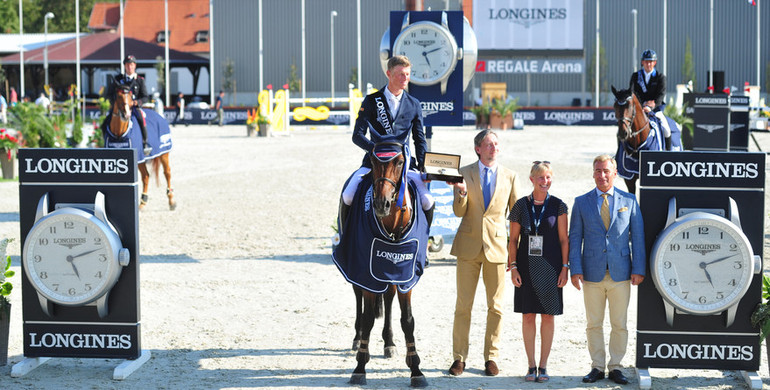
[195,30,209,43]
[156,31,168,43]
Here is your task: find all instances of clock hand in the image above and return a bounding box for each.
[422,51,431,67]
[700,264,715,288]
[705,254,737,266]
[70,248,100,259]
[424,47,441,55]
[66,255,81,279]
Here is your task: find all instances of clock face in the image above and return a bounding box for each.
[651,212,755,315]
[393,21,458,86]
[23,208,121,306]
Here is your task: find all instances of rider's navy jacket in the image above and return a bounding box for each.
[107,73,149,107]
[352,86,426,170]
[629,69,667,109]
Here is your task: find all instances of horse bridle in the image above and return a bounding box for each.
[371,142,406,208]
[617,95,650,151]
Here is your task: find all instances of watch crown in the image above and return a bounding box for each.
[118,248,130,266]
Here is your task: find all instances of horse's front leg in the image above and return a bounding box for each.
[383,285,397,358]
[138,162,151,210]
[350,290,377,385]
[352,286,362,351]
[398,289,427,388]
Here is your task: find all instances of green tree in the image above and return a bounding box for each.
[348,67,358,90]
[287,60,300,93]
[587,44,608,105]
[682,37,697,90]
[0,1,19,33]
[222,57,235,104]
[154,56,165,95]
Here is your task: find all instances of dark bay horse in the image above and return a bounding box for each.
[109,86,176,210]
[612,84,656,194]
[334,141,428,387]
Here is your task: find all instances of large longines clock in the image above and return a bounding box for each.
[23,191,130,319]
[650,196,761,328]
[392,14,461,94]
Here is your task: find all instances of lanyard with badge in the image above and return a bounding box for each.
[528,194,550,257]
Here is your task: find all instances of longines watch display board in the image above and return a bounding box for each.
[385,11,469,127]
[18,148,141,360]
[637,151,765,371]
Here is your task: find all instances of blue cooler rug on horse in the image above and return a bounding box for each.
[332,175,429,294]
[616,114,682,180]
[104,108,172,163]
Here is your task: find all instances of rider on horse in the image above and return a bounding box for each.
[103,55,152,156]
[629,49,672,150]
[340,55,434,224]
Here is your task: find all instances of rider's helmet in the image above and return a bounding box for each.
[641,49,657,62]
[123,55,137,64]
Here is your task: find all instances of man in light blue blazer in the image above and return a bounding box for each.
[568,154,645,385]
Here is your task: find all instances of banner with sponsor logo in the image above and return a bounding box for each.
[476,59,584,74]
[637,151,765,370]
[19,148,142,360]
[472,0,584,51]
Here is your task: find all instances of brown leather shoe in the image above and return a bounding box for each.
[448,360,465,376]
[484,360,499,376]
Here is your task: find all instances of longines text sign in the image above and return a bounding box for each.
[472,0,583,50]
[639,151,764,188]
[19,149,137,183]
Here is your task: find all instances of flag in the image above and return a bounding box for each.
[748,0,756,6]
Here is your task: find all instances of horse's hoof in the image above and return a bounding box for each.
[352,340,360,351]
[169,202,177,211]
[349,373,366,385]
[384,346,397,358]
[410,375,428,388]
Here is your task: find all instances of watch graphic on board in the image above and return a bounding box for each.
[391,11,462,94]
[650,197,761,327]
[23,191,130,318]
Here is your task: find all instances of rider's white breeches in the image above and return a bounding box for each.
[655,111,671,138]
[342,167,434,210]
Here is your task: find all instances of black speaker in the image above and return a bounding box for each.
[706,71,725,93]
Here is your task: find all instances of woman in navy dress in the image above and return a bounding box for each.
[507,161,569,383]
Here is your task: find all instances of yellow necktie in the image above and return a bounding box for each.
[601,193,610,230]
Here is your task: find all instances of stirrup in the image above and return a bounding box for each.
[143,143,152,156]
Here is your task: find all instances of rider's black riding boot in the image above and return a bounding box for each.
[424,203,435,227]
[339,202,351,227]
[139,119,151,156]
[665,136,672,151]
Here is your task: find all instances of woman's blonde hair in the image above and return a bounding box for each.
[530,161,553,178]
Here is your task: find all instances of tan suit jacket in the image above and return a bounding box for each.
[450,162,520,263]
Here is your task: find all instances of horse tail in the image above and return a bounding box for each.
[151,158,161,186]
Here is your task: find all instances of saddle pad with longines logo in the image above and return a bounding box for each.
[332,175,428,294]
[104,108,173,164]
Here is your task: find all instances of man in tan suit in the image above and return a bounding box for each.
[448,130,521,376]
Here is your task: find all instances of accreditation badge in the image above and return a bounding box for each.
[528,235,543,256]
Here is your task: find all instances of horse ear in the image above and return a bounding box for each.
[611,85,617,95]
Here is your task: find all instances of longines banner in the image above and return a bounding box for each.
[637,151,765,371]
[472,0,584,51]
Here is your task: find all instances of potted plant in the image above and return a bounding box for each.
[504,98,521,130]
[470,103,490,129]
[0,129,20,180]
[1,238,15,366]
[246,108,259,137]
[256,110,271,137]
[751,273,770,370]
[489,98,506,129]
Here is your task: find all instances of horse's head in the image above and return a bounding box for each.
[611,84,649,153]
[114,86,133,121]
[370,142,406,219]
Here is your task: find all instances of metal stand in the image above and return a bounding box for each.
[741,370,762,389]
[636,367,762,389]
[113,349,152,380]
[636,367,652,389]
[10,350,151,380]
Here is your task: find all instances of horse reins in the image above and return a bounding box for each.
[617,96,650,147]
